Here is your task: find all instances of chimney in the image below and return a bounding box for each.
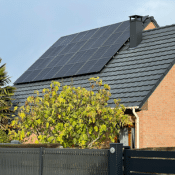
[129,15,143,48]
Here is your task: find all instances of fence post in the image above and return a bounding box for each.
[109,143,123,175]
[39,147,43,175]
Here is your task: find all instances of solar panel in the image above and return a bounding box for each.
[22,69,42,83]
[36,57,53,69]
[28,59,44,71]
[79,29,98,41]
[88,46,110,61]
[68,40,87,53]
[59,33,78,46]
[59,43,75,55]
[53,64,74,78]
[101,23,121,38]
[43,66,62,80]
[76,60,97,75]
[88,57,110,73]
[115,30,130,44]
[40,47,56,58]
[79,38,97,51]
[64,62,85,77]
[49,46,65,57]
[33,68,52,81]
[14,71,32,84]
[101,44,122,58]
[102,32,122,46]
[77,48,98,62]
[46,55,64,68]
[70,31,89,43]
[91,26,109,39]
[15,19,130,84]
[114,21,129,33]
[55,53,74,66]
[53,37,66,47]
[90,36,108,49]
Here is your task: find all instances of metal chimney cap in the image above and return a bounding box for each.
[129,15,143,18]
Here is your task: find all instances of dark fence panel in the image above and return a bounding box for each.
[123,148,175,175]
[42,148,109,175]
[0,146,110,175]
[0,148,40,175]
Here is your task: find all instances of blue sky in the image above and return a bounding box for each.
[1,0,175,86]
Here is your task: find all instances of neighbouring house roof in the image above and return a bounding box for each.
[13,16,175,109]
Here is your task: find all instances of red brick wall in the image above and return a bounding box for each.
[135,64,175,148]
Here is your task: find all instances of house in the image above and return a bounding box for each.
[12,15,175,149]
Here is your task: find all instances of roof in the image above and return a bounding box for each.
[13,16,175,109]
[14,16,156,85]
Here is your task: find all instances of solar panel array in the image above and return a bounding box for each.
[14,20,130,84]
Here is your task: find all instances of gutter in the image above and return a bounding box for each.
[125,106,139,149]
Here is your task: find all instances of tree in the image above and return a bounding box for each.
[0,58,16,142]
[7,77,133,148]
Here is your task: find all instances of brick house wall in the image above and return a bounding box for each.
[135,64,175,149]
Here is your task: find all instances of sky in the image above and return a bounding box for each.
[0,0,175,86]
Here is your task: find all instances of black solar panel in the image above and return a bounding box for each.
[53,64,74,78]
[43,66,62,80]
[91,26,109,39]
[66,51,85,64]
[79,29,98,41]
[37,57,53,69]
[33,68,52,81]
[14,71,32,84]
[88,46,110,61]
[79,38,97,51]
[102,32,122,46]
[76,60,97,75]
[22,69,42,83]
[88,57,110,73]
[27,59,43,71]
[64,62,85,77]
[115,21,129,33]
[70,31,89,43]
[68,40,87,53]
[46,55,64,68]
[77,48,98,63]
[14,19,130,84]
[90,36,108,49]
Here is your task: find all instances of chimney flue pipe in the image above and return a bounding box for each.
[129,15,143,48]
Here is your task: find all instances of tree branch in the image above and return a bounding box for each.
[87,131,101,148]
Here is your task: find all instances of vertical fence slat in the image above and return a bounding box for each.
[39,147,43,175]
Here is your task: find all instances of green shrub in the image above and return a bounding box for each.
[0,129,11,143]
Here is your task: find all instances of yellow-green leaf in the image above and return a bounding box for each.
[46,122,49,128]
[14,106,18,111]
[20,112,25,119]
[94,126,98,132]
